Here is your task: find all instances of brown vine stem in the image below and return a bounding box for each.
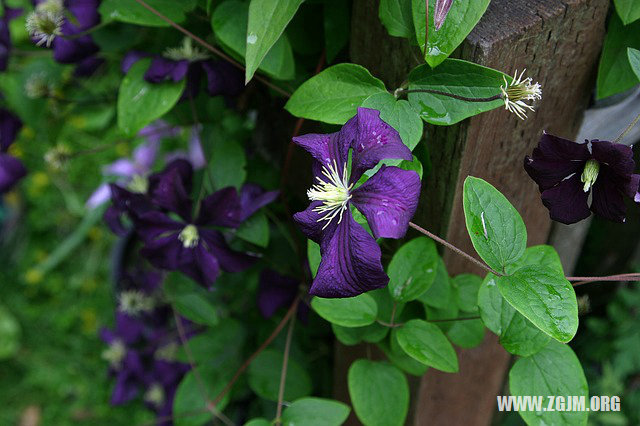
[613,112,640,144]
[172,309,233,426]
[275,311,297,425]
[131,0,291,98]
[212,296,301,406]
[568,273,640,287]
[408,222,501,276]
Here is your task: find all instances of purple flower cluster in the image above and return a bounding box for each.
[0,4,22,72]
[100,267,191,422]
[294,108,421,297]
[106,158,278,288]
[0,108,26,193]
[525,133,640,224]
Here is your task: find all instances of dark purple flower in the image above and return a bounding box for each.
[0,5,22,71]
[239,183,279,221]
[122,39,244,99]
[524,132,640,224]
[131,159,255,287]
[434,0,453,30]
[257,269,309,322]
[30,0,100,64]
[0,108,25,193]
[293,107,421,298]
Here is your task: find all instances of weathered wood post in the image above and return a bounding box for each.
[349,0,609,424]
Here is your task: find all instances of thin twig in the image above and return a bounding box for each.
[131,0,291,97]
[275,312,296,425]
[613,112,640,144]
[408,222,500,276]
[397,88,502,103]
[423,0,428,58]
[212,297,301,405]
[569,273,640,287]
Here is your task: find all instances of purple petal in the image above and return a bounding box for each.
[258,269,299,318]
[0,153,26,193]
[138,119,180,144]
[182,243,220,288]
[122,51,149,74]
[536,132,591,162]
[351,166,421,239]
[540,174,591,224]
[0,108,22,152]
[434,0,453,30]
[293,132,349,173]
[105,159,137,178]
[591,140,636,176]
[293,201,326,243]
[144,58,189,83]
[312,213,389,297]
[524,155,585,191]
[200,229,256,273]
[341,107,412,183]
[87,183,111,208]
[66,0,101,30]
[149,160,194,221]
[590,167,628,223]
[103,205,128,236]
[133,139,159,171]
[73,55,104,77]
[188,125,206,169]
[115,312,146,345]
[239,183,279,221]
[202,60,244,97]
[135,211,183,244]
[140,233,185,271]
[53,34,99,64]
[196,187,242,228]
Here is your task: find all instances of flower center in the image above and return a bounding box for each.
[127,174,149,194]
[163,38,210,62]
[118,290,154,316]
[101,339,126,369]
[307,160,353,229]
[500,69,542,120]
[580,159,600,192]
[144,383,165,408]
[155,342,179,361]
[26,0,64,47]
[178,224,200,248]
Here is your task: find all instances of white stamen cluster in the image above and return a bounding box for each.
[26,0,65,47]
[118,290,155,316]
[178,224,200,248]
[144,383,165,408]
[307,160,353,229]
[164,38,209,62]
[101,339,126,369]
[154,342,179,362]
[44,145,71,170]
[25,72,53,99]
[500,69,542,120]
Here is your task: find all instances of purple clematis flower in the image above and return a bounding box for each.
[524,132,640,224]
[293,107,421,298]
[0,108,26,193]
[131,159,255,287]
[0,5,22,71]
[257,269,309,322]
[30,0,100,64]
[239,183,279,221]
[122,39,244,100]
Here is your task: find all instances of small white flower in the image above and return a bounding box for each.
[26,7,64,47]
[500,69,542,120]
[118,290,155,316]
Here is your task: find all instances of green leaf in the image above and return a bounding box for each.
[0,305,20,360]
[387,237,438,302]
[505,245,564,276]
[333,322,389,346]
[509,341,588,426]
[446,318,485,349]
[206,134,246,191]
[462,176,527,273]
[285,63,387,125]
[248,349,312,401]
[99,0,196,27]
[173,365,230,426]
[628,47,640,81]
[407,59,507,125]
[596,14,640,99]
[117,59,185,136]
[236,211,269,247]
[282,397,351,426]
[614,0,640,25]
[379,0,414,38]
[245,0,303,83]
[311,293,378,327]
[307,240,321,277]
[379,337,429,377]
[175,319,245,366]
[164,272,219,327]
[324,0,350,63]
[478,274,550,356]
[362,92,423,151]
[412,0,491,67]
[395,319,458,372]
[244,419,271,426]
[417,257,452,308]
[497,266,578,343]
[348,360,409,426]
[212,0,295,81]
[452,274,482,313]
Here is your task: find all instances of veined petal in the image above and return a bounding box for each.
[178,243,220,288]
[293,201,327,243]
[591,140,636,175]
[196,187,242,228]
[200,229,256,273]
[351,166,420,239]
[540,174,590,224]
[341,107,412,183]
[524,156,585,191]
[293,132,349,173]
[149,159,193,221]
[590,167,628,223]
[135,211,183,244]
[312,213,388,297]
